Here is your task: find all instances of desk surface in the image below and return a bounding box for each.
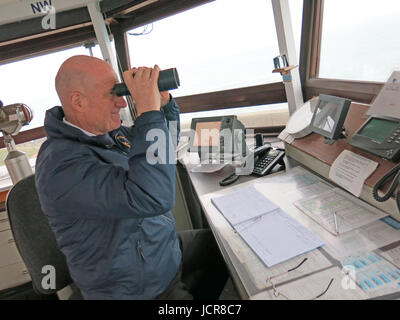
[184,155,400,300]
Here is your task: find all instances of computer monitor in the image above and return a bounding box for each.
[192,120,222,149]
[310,94,351,141]
[188,115,247,160]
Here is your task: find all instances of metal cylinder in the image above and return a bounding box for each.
[5,150,33,184]
[111,68,180,96]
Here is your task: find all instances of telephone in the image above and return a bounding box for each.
[349,115,400,161]
[219,144,285,186]
[252,146,285,176]
[349,115,400,211]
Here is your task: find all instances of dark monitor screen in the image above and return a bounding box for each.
[310,94,351,140]
[358,117,398,143]
[312,101,340,133]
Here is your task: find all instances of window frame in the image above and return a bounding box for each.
[300,0,384,104]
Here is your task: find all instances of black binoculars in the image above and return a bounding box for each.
[111,68,180,96]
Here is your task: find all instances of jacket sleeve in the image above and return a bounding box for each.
[162,96,180,147]
[161,95,180,143]
[36,111,176,220]
[120,97,180,147]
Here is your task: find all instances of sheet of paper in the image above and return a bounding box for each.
[211,185,279,226]
[251,267,369,300]
[329,150,378,197]
[294,188,388,236]
[235,209,325,267]
[367,71,400,119]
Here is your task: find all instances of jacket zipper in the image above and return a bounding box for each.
[137,239,145,293]
[137,240,146,261]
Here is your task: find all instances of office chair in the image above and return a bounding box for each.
[6,174,82,300]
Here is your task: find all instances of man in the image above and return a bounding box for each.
[35,55,228,300]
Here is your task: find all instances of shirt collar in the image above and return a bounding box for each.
[63,117,97,137]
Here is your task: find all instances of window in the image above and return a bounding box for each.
[126,0,284,97]
[0,43,108,177]
[319,0,400,82]
[126,0,303,127]
[0,44,107,131]
[0,137,46,182]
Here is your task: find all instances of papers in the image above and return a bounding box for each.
[294,188,388,236]
[236,210,325,267]
[211,185,278,226]
[367,71,400,119]
[211,185,325,267]
[329,150,378,197]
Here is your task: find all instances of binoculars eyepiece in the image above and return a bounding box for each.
[111,68,180,96]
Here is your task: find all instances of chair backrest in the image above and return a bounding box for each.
[6,174,74,295]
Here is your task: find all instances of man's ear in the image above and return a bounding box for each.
[69,91,86,112]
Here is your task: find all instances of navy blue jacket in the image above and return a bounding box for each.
[35,100,182,299]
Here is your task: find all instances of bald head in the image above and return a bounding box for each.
[53,55,126,135]
[55,55,114,111]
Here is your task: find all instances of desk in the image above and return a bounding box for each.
[183,154,400,300]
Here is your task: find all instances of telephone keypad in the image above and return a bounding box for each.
[253,149,285,176]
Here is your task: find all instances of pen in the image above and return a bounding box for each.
[333,211,339,235]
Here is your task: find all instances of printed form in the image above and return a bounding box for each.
[329,150,378,197]
[211,185,325,267]
[294,188,387,236]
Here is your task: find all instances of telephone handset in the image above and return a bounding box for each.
[252,146,285,176]
[372,163,400,210]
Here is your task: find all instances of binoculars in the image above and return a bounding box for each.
[111,68,180,96]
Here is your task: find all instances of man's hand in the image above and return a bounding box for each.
[122,65,162,117]
[160,91,171,107]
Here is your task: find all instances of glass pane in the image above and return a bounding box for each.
[127,0,284,97]
[319,0,400,82]
[179,103,289,126]
[0,43,110,179]
[0,44,108,131]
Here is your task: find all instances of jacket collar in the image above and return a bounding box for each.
[44,106,119,148]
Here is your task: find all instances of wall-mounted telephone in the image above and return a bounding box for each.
[252,146,285,176]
